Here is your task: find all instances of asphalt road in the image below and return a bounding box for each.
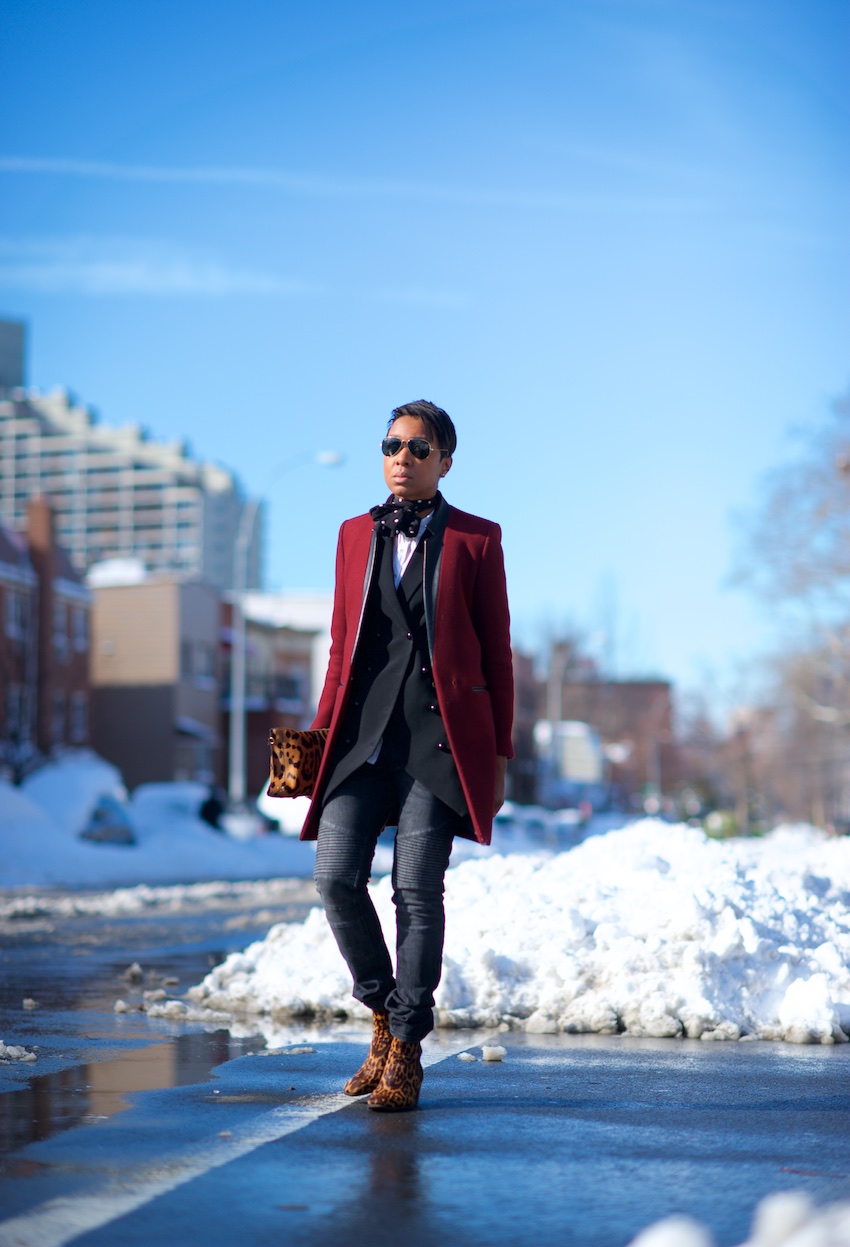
[1,888,849,1247]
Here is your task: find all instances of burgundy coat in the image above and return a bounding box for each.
[300,502,514,845]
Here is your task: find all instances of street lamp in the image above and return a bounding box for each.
[227,449,344,811]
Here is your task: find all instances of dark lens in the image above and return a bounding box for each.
[382,438,403,457]
[408,438,432,459]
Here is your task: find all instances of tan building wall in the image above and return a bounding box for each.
[90,582,179,685]
[90,578,220,789]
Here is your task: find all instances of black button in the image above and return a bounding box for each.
[429,704,440,714]
[353,699,361,707]
[406,631,412,640]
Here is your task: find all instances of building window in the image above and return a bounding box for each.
[5,588,24,640]
[274,672,303,702]
[195,641,215,681]
[70,692,88,743]
[72,605,89,652]
[6,684,21,735]
[53,600,68,661]
[52,691,66,746]
[19,685,32,742]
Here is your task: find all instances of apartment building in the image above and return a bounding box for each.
[0,319,262,591]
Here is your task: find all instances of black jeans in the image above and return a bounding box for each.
[314,758,462,1043]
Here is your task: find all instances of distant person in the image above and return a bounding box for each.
[199,786,225,831]
[301,400,514,1111]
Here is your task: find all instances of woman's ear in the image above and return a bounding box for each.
[440,456,452,478]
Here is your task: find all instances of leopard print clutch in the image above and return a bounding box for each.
[268,727,329,798]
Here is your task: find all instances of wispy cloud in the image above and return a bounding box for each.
[0,237,307,296]
[0,154,718,214]
[369,286,470,310]
[0,236,470,306]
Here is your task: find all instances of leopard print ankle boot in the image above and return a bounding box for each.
[367,1036,423,1112]
[343,1012,392,1096]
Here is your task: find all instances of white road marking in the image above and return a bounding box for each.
[0,1036,492,1247]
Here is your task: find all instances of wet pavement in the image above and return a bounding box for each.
[1,887,850,1246]
[0,879,319,1148]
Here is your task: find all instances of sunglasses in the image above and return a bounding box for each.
[381,437,447,460]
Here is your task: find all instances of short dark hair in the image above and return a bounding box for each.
[388,400,457,458]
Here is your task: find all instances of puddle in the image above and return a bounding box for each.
[0,1029,264,1157]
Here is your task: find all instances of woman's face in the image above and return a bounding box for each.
[382,415,452,501]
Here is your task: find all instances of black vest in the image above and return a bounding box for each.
[322,531,466,815]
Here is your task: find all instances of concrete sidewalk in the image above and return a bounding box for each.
[1,1031,849,1247]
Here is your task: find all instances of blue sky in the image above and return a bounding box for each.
[2,0,848,697]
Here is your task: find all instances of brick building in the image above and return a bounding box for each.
[0,498,91,779]
[27,499,92,755]
[0,524,38,778]
[558,679,678,798]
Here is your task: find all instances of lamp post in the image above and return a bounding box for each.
[227,450,344,810]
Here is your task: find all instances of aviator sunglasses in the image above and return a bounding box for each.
[381,436,448,460]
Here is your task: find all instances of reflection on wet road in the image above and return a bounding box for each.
[0,1032,263,1157]
[0,877,319,1155]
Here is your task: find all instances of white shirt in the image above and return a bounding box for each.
[368,510,433,763]
[393,510,432,586]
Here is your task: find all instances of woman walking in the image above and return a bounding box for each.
[301,400,514,1111]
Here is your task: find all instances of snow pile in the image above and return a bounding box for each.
[628,1191,850,1246]
[187,820,850,1043]
[0,759,317,888]
[22,750,126,836]
[1,753,587,890]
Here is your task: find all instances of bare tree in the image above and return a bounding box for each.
[733,387,850,615]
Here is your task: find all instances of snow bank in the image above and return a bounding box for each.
[0,756,577,890]
[22,750,126,836]
[1,762,317,888]
[187,820,850,1044]
[628,1191,850,1247]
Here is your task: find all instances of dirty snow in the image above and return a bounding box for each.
[186,820,850,1045]
[0,1042,37,1063]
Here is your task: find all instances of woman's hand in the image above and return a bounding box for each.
[493,756,507,815]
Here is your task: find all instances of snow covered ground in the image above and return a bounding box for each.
[184,820,850,1046]
[0,752,317,887]
[0,752,587,889]
[6,752,850,1049]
